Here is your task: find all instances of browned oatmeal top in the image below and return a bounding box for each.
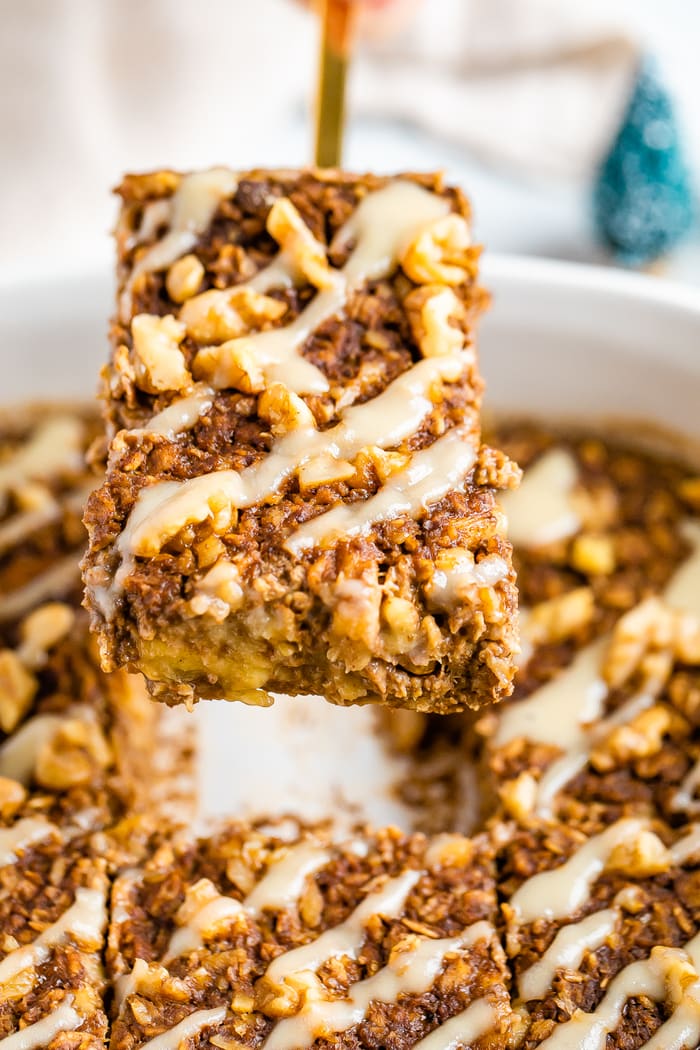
[108,821,512,1050]
[82,168,519,711]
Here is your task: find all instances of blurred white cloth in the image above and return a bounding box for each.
[0,0,693,285]
[356,0,639,177]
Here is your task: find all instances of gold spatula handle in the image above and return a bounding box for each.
[314,0,357,168]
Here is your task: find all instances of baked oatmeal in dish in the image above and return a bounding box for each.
[107,820,513,1050]
[498,816,700,1049]
[0,405,195,1050]
[82,167,520,712]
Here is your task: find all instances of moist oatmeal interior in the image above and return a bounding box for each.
[83,167,520,713]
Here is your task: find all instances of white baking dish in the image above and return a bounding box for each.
[2,257,699,828]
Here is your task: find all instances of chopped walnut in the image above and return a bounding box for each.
[604,597,700,692]
[0,650,37,734]
[15,481,54,512]
[258,382,315,436]
[424,832,475,868]
[298,454,355,490]
[678,477,700,512]
[329,569,382,668]
[381,594,420,653]
[35,717,113,790]
[267,198,336,290]
[571,533,616,575]
[180,286,286,344]
[607,829,671,877]
[499,772,538,821]
[528,587,595,646]
[18,602,75,669]
[190,558,244,621]
[131,314,190,392]
[298,877,324,928]
[0,776,27,820]
[166,254,205,303]
[194,338,265,393]
[590,705,674,772]
[352,446,410,484]
[400,214,474,286]
[405,285,467,358]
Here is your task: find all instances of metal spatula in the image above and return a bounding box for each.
[314,0,357,168]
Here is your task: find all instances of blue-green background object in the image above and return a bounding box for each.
[593,58,695,266]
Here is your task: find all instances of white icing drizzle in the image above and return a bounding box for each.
[536,946,693,1050]
[0,818,55,867]
[494,525,700,817]
[263,922,493,1050]
[0,886,106,984]
[159,844,329,964]
[120,168,238,321]
[533,689,656,817]
[427,553,510,612]
[164,887,245,963]
[0,556,80,624]
[266,869,421,983]
[137,1007,227,1050]
[247,253,298,293]
[104,354,471,611]
[509,818,646,924]
[670,824,700,865]
[144,387,215,438]
[672,758,700,816]
[0,998,81,1050]
[641,984,700,1050]
[201,181,450,396]
[128,355,466,556]
[664,521,700,619]
[494,639,608,751]
[245,843,331,912]
[0,713,65,784]
[518,908,618,1002]
[684,931,700,972]
[0,417,85,513]
[499,448,581,549]
[114,957,149,1009]
[0,483,93,559]
[285,424,477,554]
[411,999,497,1050]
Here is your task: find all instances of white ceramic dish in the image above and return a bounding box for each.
[2,256,699,828]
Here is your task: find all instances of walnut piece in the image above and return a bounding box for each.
[0,776,27,819]
[267,197,335,290]
[166,254,205,303]
[590,705,674,772]
[528,587,595,646]
[131,314,191,392]
[0,650,37,733]
[298,454,355,490]
[405,285,467,358]
[400,214,473,285]
[190,558,244,621]
[18,602,75,669]
[258,382,315,436]
[181,287,286,344]
[499,772,538,821]
[604,597,700,692]
[35,717,113,790]
[194,339,265,393]
[606,829,671,877]
[571,533,616,575]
